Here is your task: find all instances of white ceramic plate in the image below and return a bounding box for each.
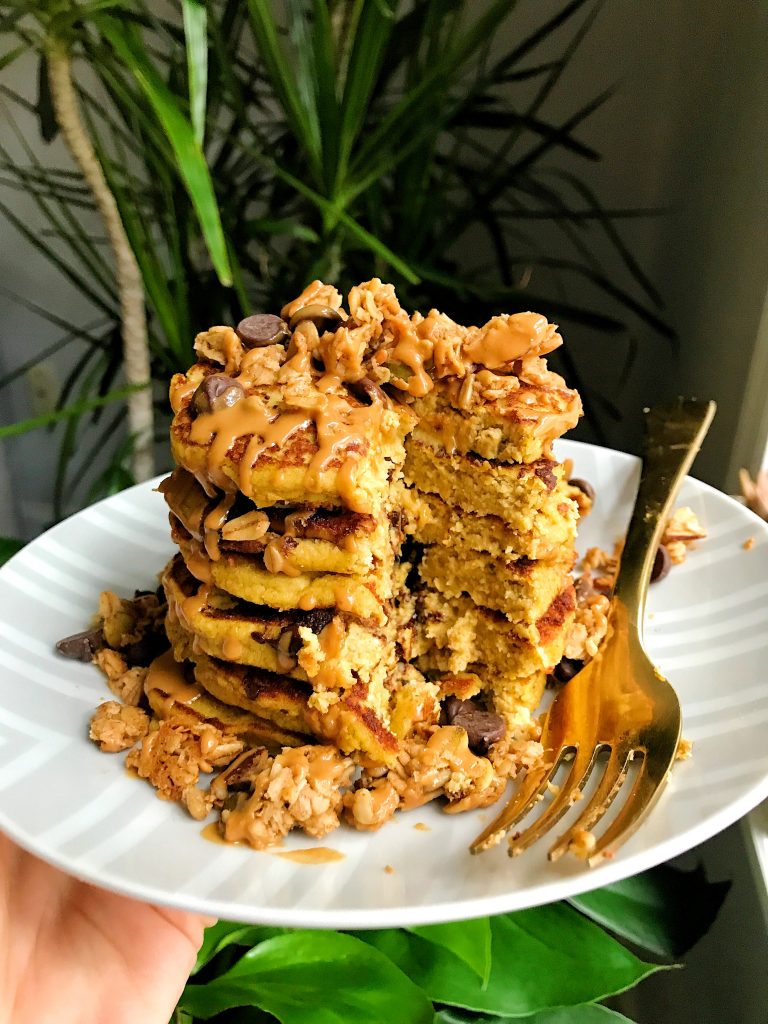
[1,439,767,929]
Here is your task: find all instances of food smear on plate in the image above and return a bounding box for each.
[60,279,701,853]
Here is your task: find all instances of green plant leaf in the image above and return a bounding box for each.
[192,922,286,975]
[269,162,420,284]
[0,384,147,439]
[96,14,233,287]
[180,930,435,1024]
[409,918,492,984]
[436,1004,636,1023]
[182,0,208,146]
[0,43,26,72]
[570,864,731,959]
[358,906,662,1016]
[246,0,322,184]
[0,538,24,566]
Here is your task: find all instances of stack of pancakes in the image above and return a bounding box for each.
[158,281,582,771]
[405,344,581,723]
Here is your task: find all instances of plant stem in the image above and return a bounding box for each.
[47,41,154,482]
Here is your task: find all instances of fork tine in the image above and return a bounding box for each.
[585,752,673,866]
[547,746,633,862]
[469,751,567,853]
[507,744,603,857]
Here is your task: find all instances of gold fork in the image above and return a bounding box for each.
[470,398,716,864]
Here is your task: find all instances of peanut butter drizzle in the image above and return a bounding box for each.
[264,539,302,577]
[185,544,213,584]
[463,312,562,369]
[203,493,236,560]
[144,650,202,714]
[401,726,484,811]
[222,635,244,661]
[170,376,198,414]
[299,594,318,611]
[389,320,434,398]
[319,615,345,659]
[277,847,345,864]
[179,583,212,630]
[200,821,230,845]
[333,584,359,614]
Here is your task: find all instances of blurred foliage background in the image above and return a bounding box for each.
[0,0,670,521]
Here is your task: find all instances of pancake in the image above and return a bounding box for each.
[411,373,581,464]
[413,586,575,676]
[419,546,573,623]
[160,468,396,575]
[404,439,568,528]
[170,362,415,515]
[163,554,397,685]
[191,649,400,765]
[146,667,311,750]
[401,486,577,561]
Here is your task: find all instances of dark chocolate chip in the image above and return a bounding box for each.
[349,377,388,406]
[568,478,596,503]
[288,304,344,332]
[651,544,672,583]
[235,313,290,348]
[442,697,506,754]
[56,627,103,662]
[552,657,583,684]
[192,374,245,415]
[120,633,170,667]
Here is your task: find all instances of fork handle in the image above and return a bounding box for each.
[613,397,716,631]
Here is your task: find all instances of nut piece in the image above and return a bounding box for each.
[192,374,245,415]
[235,313,290,348]
[288,304,345,333]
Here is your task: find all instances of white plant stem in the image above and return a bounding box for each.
[48,42,154,482]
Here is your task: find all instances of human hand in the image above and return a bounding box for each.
[0,832,213,1024]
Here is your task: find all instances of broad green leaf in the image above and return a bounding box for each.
[96,15,233,287]
[0,44,26,72]
[359,906,661,1016]
[0,384,147,439]
[0,538,23,566]
[180,930,434,1024]
[192,922,285,975]
[570,864,731,959]
[182,0,208,146]
[409,917,492,984]
[437,1005,635,1023]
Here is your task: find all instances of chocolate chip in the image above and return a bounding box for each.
[349,377,389,406]
[569,478,595,503]
[651,544,671,583]
[442,697,506,754]
[120,633,169,667]
[56,627,103,662]
[235,313,290,348]
[288,304,344,333]
[534,463,558,491]
[192,374,245,415]
[552,657,583,684]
